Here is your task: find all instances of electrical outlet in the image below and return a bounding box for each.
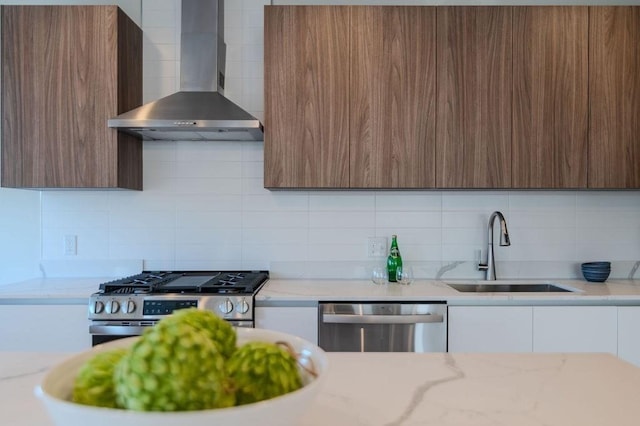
[368,237,388,258]
[64,235,77,256]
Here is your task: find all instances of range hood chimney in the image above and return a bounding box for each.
[108,0,263,141]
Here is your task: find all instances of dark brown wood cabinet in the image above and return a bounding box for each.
[264,6,435,189]
[264,5,640,190]
[349,6,436,188]
[264,6,350,189]
[588,7,640,189]
[1,6,142,189]
[512,7,589,189]
[436,7,512,188]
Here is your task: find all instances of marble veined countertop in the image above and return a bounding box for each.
[256,278,640,306]
[2,350,639,425]
[4,276,640,306]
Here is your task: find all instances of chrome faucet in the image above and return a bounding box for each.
[478,211,511,280]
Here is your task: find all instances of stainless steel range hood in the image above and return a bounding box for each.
[108,0,263,141]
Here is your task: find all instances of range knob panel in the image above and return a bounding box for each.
[92,300,105,314]
[123,299,136,314]
[237,298,250,314]
[105,299,120,314]
[218,298,234,314]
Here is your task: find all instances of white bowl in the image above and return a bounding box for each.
[36,327,328,426]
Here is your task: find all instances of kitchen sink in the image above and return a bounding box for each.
[445,281,578,293]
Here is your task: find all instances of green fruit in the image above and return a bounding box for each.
[72,347,128,408]
[228,341,303,405]
[157,308,237,359]
[114,322,235,411]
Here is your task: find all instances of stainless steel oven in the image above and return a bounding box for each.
[88,271,268,346]
[318,302,447,352]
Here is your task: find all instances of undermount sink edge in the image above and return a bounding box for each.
[443,280,582,294]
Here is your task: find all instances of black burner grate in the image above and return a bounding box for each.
[98,271,268,295]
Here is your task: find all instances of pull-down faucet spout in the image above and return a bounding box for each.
[478,211,511,280]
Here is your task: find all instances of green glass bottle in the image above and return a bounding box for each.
[387,235,403,282]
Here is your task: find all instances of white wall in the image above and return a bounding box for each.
[2,0,640,283]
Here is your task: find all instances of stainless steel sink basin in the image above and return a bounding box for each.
[445,281,578,293]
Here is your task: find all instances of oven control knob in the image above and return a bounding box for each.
[123,299,136,314]
[219,299,234,314]
[238,298,250,314]
[92,300,105,314]
[106,300,120,314]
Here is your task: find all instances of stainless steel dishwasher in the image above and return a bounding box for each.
[318,302,447,352]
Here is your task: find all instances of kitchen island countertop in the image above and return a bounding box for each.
[2,350,639,425]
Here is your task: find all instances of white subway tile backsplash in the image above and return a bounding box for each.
[243,244,309,262]
[177,228,242,245]
[576,191,640,209]
[143,42,176,62]
[242,228,308,245]
[176,244,242,262]
[509,191,576,210]
[241,161,264,179]
[442,211,488,228]
[375,211,441,228]
[241,177,272,195]
[108,211,175,229]
[242,193,309,211]
[308,244,367,262]
[309,193,375,211]
[243,211,309,228]
[308,228,373,245]
[375,193,442,211]
[42,211,109,229]
[442,192,509,211]
[377,228,441,246]
[173,194,242,211]
[42,192,110,212]
[509,244,576,262]
[176,211,242,229]
[310,212,375,228]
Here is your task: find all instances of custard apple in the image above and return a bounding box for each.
[158,308,237,358]
[72,347,128,408]
[228,341,302,405]
[114,321,235,411]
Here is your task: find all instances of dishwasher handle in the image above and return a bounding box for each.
[322,312,444,325]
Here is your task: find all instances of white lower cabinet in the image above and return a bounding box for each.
[448,305,620,356]
[532,306,617,354]
[448,306,533,352]
[0,304,90,351]
[617,307,640,367]
[255,306,318,344]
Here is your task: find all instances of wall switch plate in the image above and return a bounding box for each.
[64,235,77,256]
[368,237,388,258]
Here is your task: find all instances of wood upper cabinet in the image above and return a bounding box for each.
[588,7,640,189]
[265,6,435,189]
[436,7,512,188]
[264,6,350,189]
[349,7,436,188]
[512,7,588,189]
[1,6,142,190]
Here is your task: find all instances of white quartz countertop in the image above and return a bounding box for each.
[0,277,113,304]
[256,278,640,305]
[3,350,640,425]
[4,276,640,306]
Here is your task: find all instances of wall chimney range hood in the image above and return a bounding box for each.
[108,0,263,141]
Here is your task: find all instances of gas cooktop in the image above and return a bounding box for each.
[98,271,269,295]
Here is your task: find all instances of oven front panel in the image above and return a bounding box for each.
[90,319,254,346]
[89,294,255,322]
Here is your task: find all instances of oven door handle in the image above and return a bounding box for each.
[89,324,152,335]
[322,313,443,325]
